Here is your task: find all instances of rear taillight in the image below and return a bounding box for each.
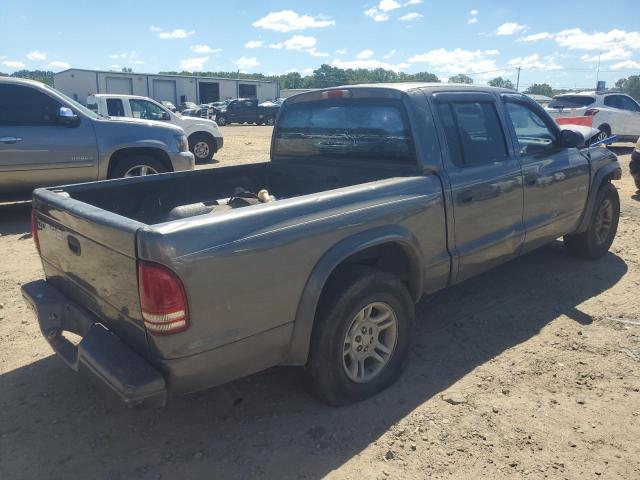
[138,262,189,335]
[31,209,40,254]
[584,108,599,116]
[322,89,352,99]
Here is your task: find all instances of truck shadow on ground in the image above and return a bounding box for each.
[0,238,627,480]
[0,202,32,237]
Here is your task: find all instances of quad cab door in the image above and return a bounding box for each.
[434,92,524,283]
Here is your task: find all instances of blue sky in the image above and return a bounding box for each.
[1,0,639,90]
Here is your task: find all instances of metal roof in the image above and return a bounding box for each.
[53,68,278,84]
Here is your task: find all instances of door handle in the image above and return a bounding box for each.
[0,136,23,144]
[525,174,538,186]
[460,192,474,204]
[67,235,81,255]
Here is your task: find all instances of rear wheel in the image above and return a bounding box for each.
[564,183,619,259]
[109,154,168,179]
[189,134,215,163]
[306,266,414,405]
[216,115,227,126]
[265,116,275,126]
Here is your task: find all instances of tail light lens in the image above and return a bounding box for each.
[322,89,352,99]
[31,209,40,254]
[138,262,189,335]
[584,108,599,116]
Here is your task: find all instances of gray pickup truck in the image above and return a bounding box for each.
[0,78,194,202]
[22,84,621,407]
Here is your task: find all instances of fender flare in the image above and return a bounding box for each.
[576,160,622,233]
[284,225,424,365]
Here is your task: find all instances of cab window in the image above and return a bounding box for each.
[0,84,61,126]
[505,102,556,155]
[129,99,167,120]
[106,98,125,117]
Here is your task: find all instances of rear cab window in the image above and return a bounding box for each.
[273,97,415,163]
[106,98,125,117]
[548,95,595,109]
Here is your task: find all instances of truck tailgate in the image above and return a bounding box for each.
[32,188,148,356]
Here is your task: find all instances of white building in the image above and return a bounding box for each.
[54,69,280,105]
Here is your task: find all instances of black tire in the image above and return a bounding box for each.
[564,182,620,259]
[216,115,227,126]
[306,266,414,405]
[188,133,215,163]
[265,116,275,126]
[108,154,169,179]
[594,125,611,144]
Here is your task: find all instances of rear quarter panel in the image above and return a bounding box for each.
[137,175,449,362]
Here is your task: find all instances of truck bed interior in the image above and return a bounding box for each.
[62,160,417,225]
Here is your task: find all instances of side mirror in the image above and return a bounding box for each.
[58,107,79,127]
[162,112,171,120]
[560,129,584,148]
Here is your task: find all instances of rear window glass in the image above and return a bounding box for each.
[548,96,595,108]
[273,98,414,162]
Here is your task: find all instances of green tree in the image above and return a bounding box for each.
[281,71,303,89]
[311,64,350,88]
[121,67,133,73]
[524,83,554,97]
[448,73,473,84]
[615,75,640,101]
[9,69,54,86]
[487,76,515,89]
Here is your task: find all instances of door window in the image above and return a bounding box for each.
[604,95,624,109]
[618,95,640,112]
[129,99,167,120]
[505,102,557,155]
[106,98,125,117]
[437,101,508,167]
[0,84,61,126]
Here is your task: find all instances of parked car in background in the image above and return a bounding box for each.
[161,101,177,112]
[178,101,198,113]
[546,91,640,143]
[23,84,620,408]
[0,78,194,202]
[215,98,280,126]
[88,94,223,163]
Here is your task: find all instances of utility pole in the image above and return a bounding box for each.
[596,51,601,84]
[515,67,521,91]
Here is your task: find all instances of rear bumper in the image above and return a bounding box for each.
[21,280,167,408]
[169,151,195,172]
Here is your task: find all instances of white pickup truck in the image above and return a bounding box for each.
[88,94,223,163]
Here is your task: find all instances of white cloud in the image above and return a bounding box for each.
[356,49,374,59]
[109,51,138,59]
[552,28,640,51]
[268,35,328,57]
[364,7,390,22]
[379,0,402,11]
[507,54,561,70]
[332,58,410,71]
[245,40,263,49]
[408,48,500,74]
[383,49,397,59]
[581,47,632,62]
[470,9,478,15]
[2,60,26,69]
[150,26,195,39]
[399,12,423,21]
[180,57,209,71]
[335,48,348,55]
[404,0,423,4]
[26,50,46,61]
[610,60,640,69]
[496,22,527,36]
[253,10,335,32]
[190,45,221,54]
[467,17,478,24]
[517,32,551,42]
[47,61,70,69]
[235,56,260,70]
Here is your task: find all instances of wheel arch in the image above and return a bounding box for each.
[107,147,173,179]
[575,160,622,233]
[284,226,424,365]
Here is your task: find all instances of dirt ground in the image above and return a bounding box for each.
[1,129,639,480]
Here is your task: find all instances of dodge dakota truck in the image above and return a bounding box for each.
[22,84,621,407]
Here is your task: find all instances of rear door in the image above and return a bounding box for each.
[617,95,640,136]
[502,96,589,251]
[434,92,524,282]
[0,83,98,197]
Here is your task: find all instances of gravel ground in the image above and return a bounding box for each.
[0,130,639,480]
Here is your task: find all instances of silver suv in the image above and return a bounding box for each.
[0,78,194,202]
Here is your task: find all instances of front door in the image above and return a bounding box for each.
[434,93,524,282]
[0,83,98,199]
[502,98,590,251]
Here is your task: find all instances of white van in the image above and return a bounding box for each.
[88,94,223,162]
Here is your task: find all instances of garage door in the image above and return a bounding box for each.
[199,82,220,103]
[153,79,177,104]
[105,76,133,94]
